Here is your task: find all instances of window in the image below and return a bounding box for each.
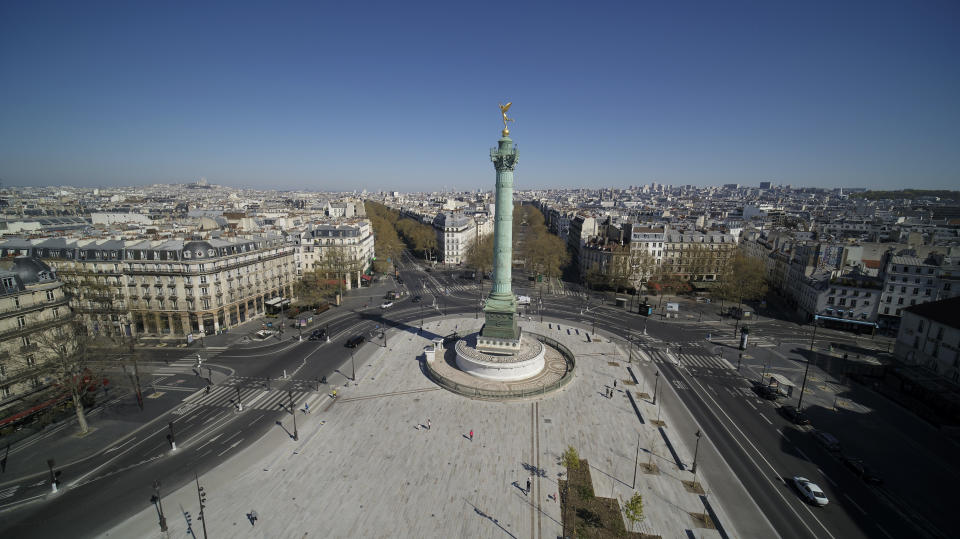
[1,386,9,398]
[913,288,919,295]
[14,296,20,308]
[910,299,916,306]
[53,308,60,318]
[827,297,835,305]
[901,286,906,293]
[884,307,890,314]
[839,298,847,306]
[925,289,931,296]
[2,277,14,289]
[898,298,904,305]
[850,300,857,308]
[46,290,55,301]
[896,308,902,315]
[17,316,26,328]
[928,268,934,274]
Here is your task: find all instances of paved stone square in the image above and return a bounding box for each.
[103,317,762,539]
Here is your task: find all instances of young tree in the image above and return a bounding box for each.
[623,493,646,531]
[562,445,581,472]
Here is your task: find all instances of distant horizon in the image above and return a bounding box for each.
[2,2,958,191]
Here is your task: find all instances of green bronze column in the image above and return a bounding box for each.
[481,104,521,343]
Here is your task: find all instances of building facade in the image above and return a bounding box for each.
[0,257,73,415]
[0,237,296,338]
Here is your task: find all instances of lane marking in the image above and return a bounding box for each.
[844,493,866,515]
[760,414,773,425]
[817,468,836,487]
[195,434,222,451]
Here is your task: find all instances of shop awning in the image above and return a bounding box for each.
[360,274,373,281]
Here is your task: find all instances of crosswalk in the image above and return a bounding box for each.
[0,485,18,501]
[172,384,322,414]
[642,346,736,370]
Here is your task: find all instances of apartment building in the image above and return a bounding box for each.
[0,237,296,338]
[879,256,941,327]
[0,257,73,416]
[296,221,375,289]
[433,212,476,265]
[895,297,960,383]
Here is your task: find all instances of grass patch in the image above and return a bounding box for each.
[690,512,715,529]
[607,361,620,367]
[560,458,654,538]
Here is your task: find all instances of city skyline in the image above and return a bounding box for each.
[2,1,958,191]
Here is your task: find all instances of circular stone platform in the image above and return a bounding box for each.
[425,330,574,401]
[455,332,546,381]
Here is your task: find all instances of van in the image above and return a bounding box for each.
[345,335,365,348]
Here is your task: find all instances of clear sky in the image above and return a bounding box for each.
[1,1,958,192]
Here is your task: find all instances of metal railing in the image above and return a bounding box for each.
[424,332,575,400]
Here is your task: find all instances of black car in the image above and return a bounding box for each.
[412,295,422,303]
[754,385,780,400]
[841,455,883,485]
[308,328,327,341]
[345,335,364,348]
[779,405,811,425]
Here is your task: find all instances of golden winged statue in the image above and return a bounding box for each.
[499,102,514,136]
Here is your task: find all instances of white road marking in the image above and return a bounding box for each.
[104,437,137,454]
[217,440,242,457]
[844,493,866,515]
[876,524,894,539]
[817,468,837,486]
[195,434,222,451]
[760,414,773,425]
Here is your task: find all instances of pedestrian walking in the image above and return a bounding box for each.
[469,429,474,441]
[427,419,431,430]
[304,402,310,414]
[526,478,531,495]
[614,380,617,388]
[248,510,258,526]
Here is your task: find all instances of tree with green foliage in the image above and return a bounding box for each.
[623,493,645,531]
[562,445,581,472]
[464,232,494,276]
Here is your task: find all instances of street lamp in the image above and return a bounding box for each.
[289,391,299,441]
[167,421,177,451]
[195,473,208,539]
[652,371,660,405]
[691,430,702,478]
[47,459,60,494]
[151,479,168,532]
[797,316,819,412]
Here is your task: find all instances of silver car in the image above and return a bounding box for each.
[791,476,829,506]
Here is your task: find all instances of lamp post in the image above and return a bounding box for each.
[151,479,168,532]
[195,473,208,539]
[632,431,641,489]
[350,348,356,381]
[797,316,819,412]
[652,371,660,405]
[691,430,702,478]
[47,459,60,493]
[289,391,298,441]
[167,421,177,451]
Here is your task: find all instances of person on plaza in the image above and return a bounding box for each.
[427,418,431,430]
[469,429,474,441]
[526,478,531,495]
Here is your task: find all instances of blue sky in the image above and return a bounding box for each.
[1,1,958,191]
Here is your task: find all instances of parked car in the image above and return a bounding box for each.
[779,405,811,425]
[345,335,365,348]
[791,476,829,506]
[381,301,394,309]
[841,456,883,485]
[308,328,327,341]
[812,430,841,452]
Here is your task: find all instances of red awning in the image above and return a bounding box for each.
[360,274,372,281]
[0,394,69,427]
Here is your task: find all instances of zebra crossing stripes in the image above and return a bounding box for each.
[0,485,19,500]
[181,385,317,412]
[677,354,735,370]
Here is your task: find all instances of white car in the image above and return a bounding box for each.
[791,476,829,506]
[380,301,394,309]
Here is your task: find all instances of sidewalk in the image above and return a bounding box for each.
[101,316,774,538]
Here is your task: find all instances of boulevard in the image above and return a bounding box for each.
[0,250,953,538]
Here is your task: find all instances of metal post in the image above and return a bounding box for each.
[797,318,818,412]
[692,430,702,478]
[632,431,641,489]
[152,480,168,532]
[195,473,208,539]
[47,459,58,493]
[167,421,177,451]
[289,391,298,441]
[652,371,659,405]
[351,348,356,381]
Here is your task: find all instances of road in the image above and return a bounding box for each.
[0,250,950,538]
